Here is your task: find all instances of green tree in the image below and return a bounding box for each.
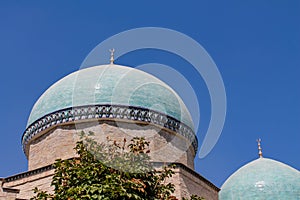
[31,131,204,200]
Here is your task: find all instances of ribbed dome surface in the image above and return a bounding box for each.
[219,158,300,199]
[27,64,194,129]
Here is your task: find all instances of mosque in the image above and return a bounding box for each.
[0,52,299,199]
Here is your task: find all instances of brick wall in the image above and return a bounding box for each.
[28,120,195,170]
[3,170,54,199]
[3,164,219,200]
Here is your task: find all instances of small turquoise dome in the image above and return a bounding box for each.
[27,64,194,129]
[219,158,300,200]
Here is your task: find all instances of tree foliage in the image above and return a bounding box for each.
[31,131,204,200]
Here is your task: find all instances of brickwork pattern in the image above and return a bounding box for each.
[3,165,218,200]
[1,120,217,199]
[28,120,195,170]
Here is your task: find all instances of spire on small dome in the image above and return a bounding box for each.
[109,48,115,64]
[257,138,263,158]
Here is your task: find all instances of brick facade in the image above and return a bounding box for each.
[2,163,218,200]
[1,119,218,199]
[28,120,195,170]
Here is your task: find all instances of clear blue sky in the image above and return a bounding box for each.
[0,1,299,188]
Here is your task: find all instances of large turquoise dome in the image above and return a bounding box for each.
[27,64,193,129]
[219,158,300,199]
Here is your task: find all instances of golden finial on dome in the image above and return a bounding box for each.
[109,48,115,64]
[257,138,263,158]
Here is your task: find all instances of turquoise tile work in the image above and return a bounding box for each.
[27,64,194,130]
[219,158,300,200]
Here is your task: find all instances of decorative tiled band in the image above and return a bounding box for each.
[22,104,198,156]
